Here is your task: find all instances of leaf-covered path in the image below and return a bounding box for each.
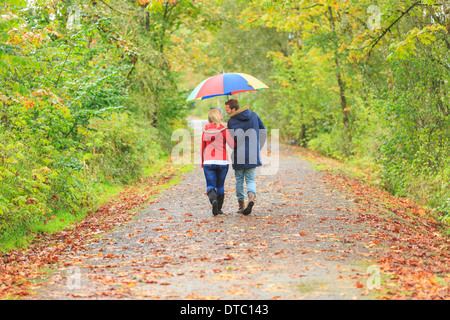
[29,146,391,300]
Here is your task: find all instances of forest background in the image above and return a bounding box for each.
[0,0,448,251]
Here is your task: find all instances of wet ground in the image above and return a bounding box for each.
[32,146,380,300]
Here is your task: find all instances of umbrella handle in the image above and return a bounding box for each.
[224,70,228,101]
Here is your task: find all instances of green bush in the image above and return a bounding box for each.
[81,113,164,183]
[0,112,166,244]
[0,129,89,238]
[308,129,347,160]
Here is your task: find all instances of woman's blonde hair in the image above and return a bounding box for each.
[208,109,222,125]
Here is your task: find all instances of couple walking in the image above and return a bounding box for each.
[201,99,266,216]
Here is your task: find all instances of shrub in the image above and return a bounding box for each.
[81,112,164,183]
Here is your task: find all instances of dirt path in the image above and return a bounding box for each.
[31,146,383,300]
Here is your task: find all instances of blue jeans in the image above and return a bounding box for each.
[234,167,256,201]
[203,164,229,195]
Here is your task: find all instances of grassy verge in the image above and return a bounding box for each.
[290,144,449,299]
[288,144,449,233]
[289,145,382,187]
[0,157,193,253]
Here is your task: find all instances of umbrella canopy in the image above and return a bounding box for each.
[186,73,268,101]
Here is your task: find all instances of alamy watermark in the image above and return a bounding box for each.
[66,5,82,30]
[366,264,381,290]
[171,127,280,176]
[367,5,382,31]
[66,266,81,290]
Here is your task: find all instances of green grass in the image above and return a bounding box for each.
[308,154,380,186]
[0,158,194,254]
[297,144,450,230]
[294,279,328,294]
[0,205,90,253]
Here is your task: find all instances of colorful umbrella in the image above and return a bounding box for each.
[186,73,269,101]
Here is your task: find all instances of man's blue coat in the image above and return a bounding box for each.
[227,106,267,170]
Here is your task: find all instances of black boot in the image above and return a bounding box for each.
[217,194,224,214]
[243,193,255,215]
[207,189,219,216]
[237,200,245,214]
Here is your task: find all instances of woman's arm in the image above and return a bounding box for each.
[225,128,235,149]
[201,132,206,168]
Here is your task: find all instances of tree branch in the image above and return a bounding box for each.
[294,4,325,11]
[55,46,73,87]
[365,1,421,57]
[97,0,131,16]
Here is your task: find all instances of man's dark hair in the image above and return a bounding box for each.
[225,99,239,112]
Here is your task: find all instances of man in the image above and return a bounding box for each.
[225,99,266,215]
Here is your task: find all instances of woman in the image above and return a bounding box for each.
[201,109,234,216]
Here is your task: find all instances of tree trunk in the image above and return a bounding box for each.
[299,123,307,147]
[145,11,150,31]
[327,7,352,151]
[334,56,351,144]
[444,0,450,33]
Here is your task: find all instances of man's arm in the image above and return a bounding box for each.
[257,115,267,149]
